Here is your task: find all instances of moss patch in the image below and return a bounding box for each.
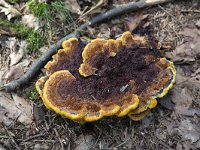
[27,0,75,40]
[25,84,40,102]
[27,30,44,54]
[0,18,44,53]
[27,1,49,17]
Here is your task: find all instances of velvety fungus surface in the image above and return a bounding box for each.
[36,32,176,122]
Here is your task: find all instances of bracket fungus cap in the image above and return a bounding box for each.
[36,32,176,122]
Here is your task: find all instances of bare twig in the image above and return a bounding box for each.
[181,9,200,13]
[0,135,9,139]
[1,0,172,92]
[21,133,44,142]
[115,138,131,148]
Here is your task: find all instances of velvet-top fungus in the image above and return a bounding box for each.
[36,32,176,122]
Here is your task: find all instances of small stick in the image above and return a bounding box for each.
[115,138,131,148]
[1,0,172,92]
[21,133,44,142]
[181,9,200,13]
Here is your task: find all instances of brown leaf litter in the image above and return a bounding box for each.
[125,12,148,32]
[75,134,95,150]
[3,59,31,83]
[165,27,200,64]
[21,14,40,30]
[167,118,200,144]
[6,37,27,66]
[0,36,32,127]
[68,0,82,15]
[0,92,33,126]
[0,36,32,85]
[0,0,21,20]
[149,4,200,148]
[160,26,200,118]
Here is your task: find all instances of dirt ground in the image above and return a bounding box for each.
[0,0,200,150]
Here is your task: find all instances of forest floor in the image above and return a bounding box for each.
[0,0,200,150]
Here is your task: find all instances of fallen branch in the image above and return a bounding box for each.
[1,0,172,92]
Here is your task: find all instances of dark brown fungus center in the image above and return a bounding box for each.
[50,41,162,102]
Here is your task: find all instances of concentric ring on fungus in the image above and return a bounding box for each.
[36,32,176,122]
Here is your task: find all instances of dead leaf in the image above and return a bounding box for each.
[6,37,27,66]
[175,66,200,90]
[165,28,200,64]
[75,134,95,150]
[125,13,148,32]
[167,118,200,146]
[179,108,200,117]
[68,0,81,15]
[80,0,108,19]
[190,68,200,84]
[177,141,199,150]
[0,92,33,126]
[171,87,193,115]
[97,24,111,39]
[21,14,39,30]
[3,59,31,83]
[163,65,200,116]
[159,72,200,114]
[0,0,21,20]
[178,119,200,143]
[39,46,48,54]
